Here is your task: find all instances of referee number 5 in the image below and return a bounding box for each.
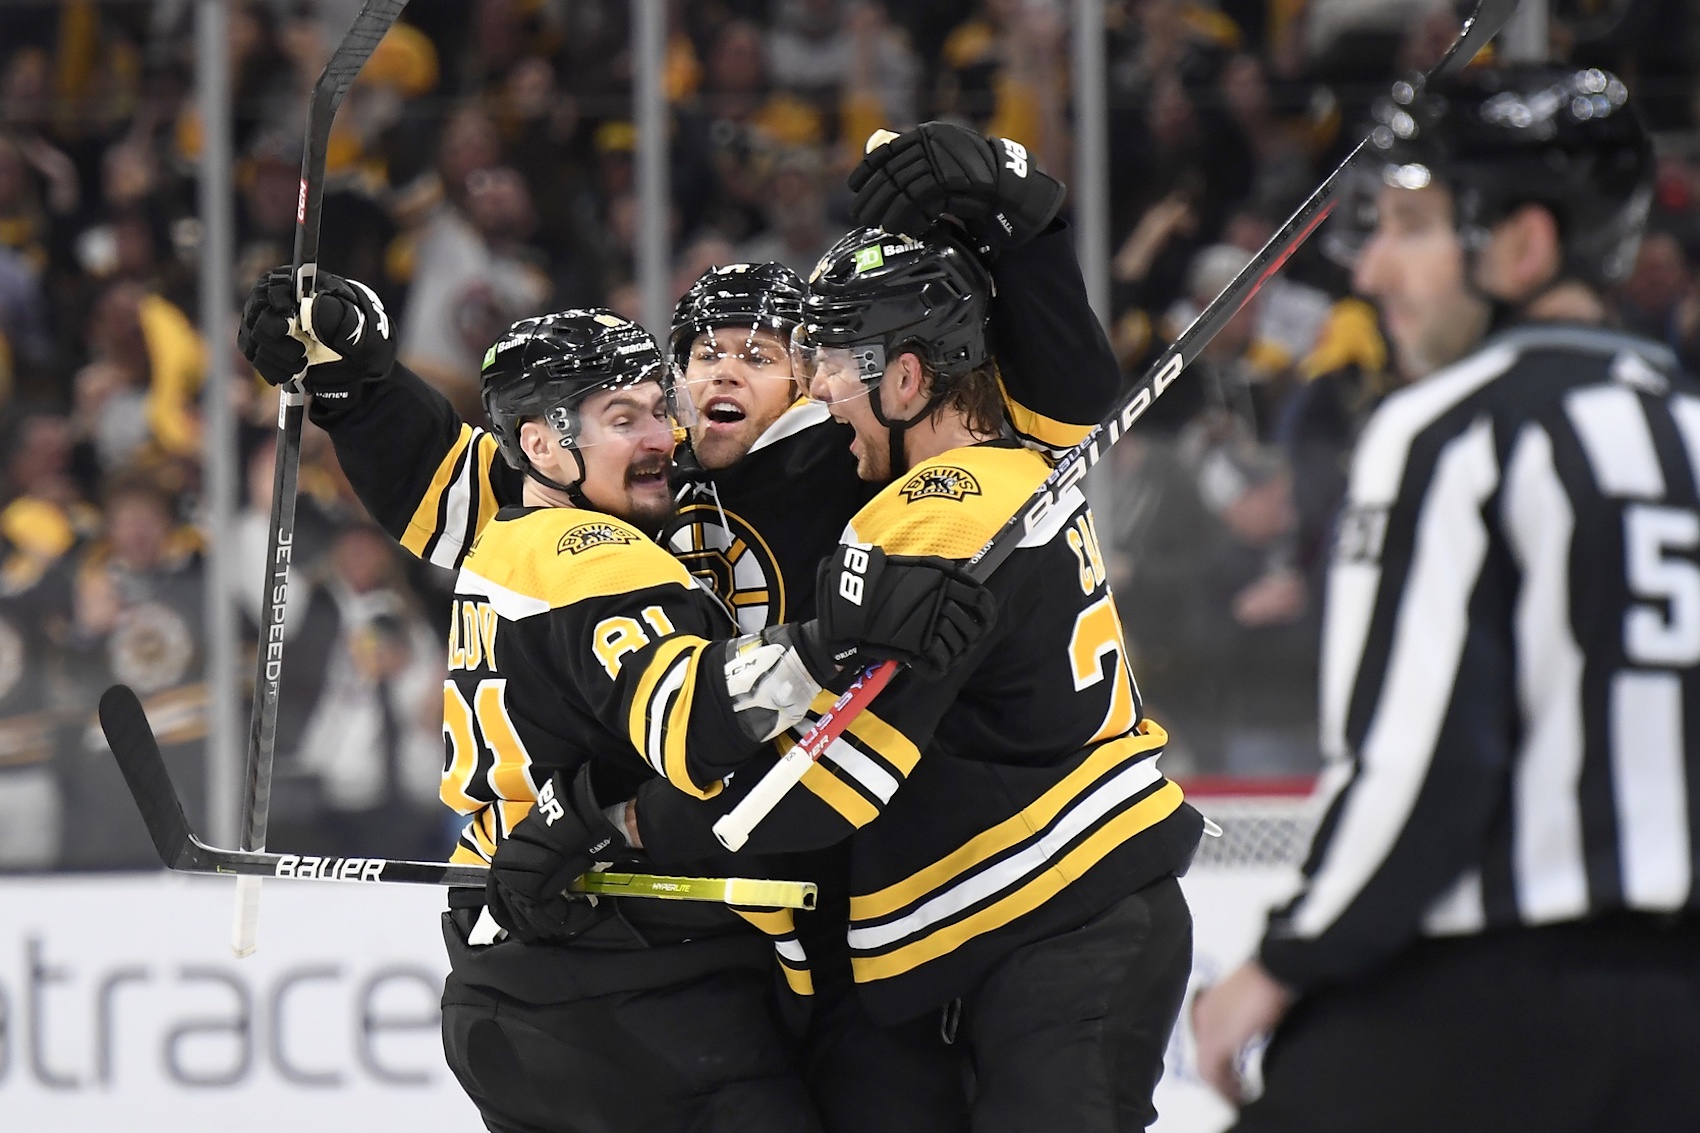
[1625,503,1700,666]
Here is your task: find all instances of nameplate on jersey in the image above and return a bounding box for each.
[899,466,982,503]
[557,523,641,555]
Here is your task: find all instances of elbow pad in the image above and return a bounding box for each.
[720,625,824,743]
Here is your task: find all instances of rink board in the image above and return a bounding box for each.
[0,869,1291,1132]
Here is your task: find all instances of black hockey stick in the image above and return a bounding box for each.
[713,0,1522,850]
[101,687,816,909]
[235,0,411,956]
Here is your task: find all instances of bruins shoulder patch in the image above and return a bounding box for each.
[557,522,641,555]
[898,466,982,503]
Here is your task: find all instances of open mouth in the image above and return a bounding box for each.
[704,398,747,426]
[627,463,670,488]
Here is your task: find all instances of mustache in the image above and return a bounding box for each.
[625,459,670,484]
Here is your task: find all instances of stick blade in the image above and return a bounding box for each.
[97,685,202,871]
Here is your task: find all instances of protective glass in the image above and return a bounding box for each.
[790,324,885,407]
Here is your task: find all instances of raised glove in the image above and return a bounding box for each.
[799,543,998,681]
[485,763,625,944]
[237,266,396,408]
[848,122,1065,250]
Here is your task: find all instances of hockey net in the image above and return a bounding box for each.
[1180,776,1323,870]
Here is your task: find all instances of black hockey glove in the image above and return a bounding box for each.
[238,265,397,414]
[848,122,1065,251]
[798,543,998,682]
[485,763,626,944]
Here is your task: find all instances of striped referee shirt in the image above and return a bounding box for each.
[1261,323,1700,992]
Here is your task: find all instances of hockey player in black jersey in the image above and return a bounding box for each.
[637,221,1206,1132]
[240,298,993,1133]
[238,121,1120,1132]
[1191,65,1700,1132]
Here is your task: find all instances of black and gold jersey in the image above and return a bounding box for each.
[639,440,1205,1022]
[440,503,815,986]
[440,505,759,864]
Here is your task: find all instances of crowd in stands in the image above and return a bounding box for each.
[0,0,1695,870]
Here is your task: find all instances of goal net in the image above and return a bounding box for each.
[1182,776,1323,870]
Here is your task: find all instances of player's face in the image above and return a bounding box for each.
[682,327,797,469]
[1353,183,1491,379]
[572,383,678,534]
[808,354,892,482]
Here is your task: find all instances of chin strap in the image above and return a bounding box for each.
[525,442,593,509]
[869,389,948,479]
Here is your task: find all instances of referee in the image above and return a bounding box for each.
[1193,64,1700,1131]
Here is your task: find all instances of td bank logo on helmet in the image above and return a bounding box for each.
[851,237,927,274]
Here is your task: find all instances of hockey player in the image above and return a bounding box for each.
[239,120,1119,1133]
[242,300,995,1133]
[1190,65,1700,1131]
[634,224,1206,1133]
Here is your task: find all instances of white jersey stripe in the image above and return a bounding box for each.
[430,431,482,570]
[456,567,551,621]
[1501,425,1590,923]
[1610,671,1693,909]
[645,655,692,779]
[1564,385,1665,500]
[824,738,900,804]
[1294,419,1499,937]
[1421,866,1485,935]
[846,756,1164,951]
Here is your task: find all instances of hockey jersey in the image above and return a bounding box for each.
[440,502,818,981]
[638,441,1205,1022]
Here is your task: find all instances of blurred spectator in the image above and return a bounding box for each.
[677,18,825,243]
[398,149,550,410]
[61,477,208,869]
[735,147,833,278]
[289,524,449,859]
[1618,228,1691,342]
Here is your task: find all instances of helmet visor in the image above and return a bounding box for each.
[548,370,697,451]
[680,326,798,398]
[790,324,885,407]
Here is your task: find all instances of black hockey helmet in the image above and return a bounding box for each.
[1333,63,1654,289]
[796,225,994,389]
[480,309,683,493]
[667,262,806,369]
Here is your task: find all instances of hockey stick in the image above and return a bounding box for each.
[234,0,413,957]
[101,686,815,910]
[713,0,1521,852]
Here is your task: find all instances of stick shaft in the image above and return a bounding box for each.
[234,0,409,957]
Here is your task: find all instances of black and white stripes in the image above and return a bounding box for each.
[1264,325,1700,990]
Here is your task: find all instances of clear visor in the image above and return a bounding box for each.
[790,324,885,407]
[680,326,798,400]
[546,372,697,450]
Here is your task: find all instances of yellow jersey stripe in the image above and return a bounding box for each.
[1001,378,1095,455]
[850,724,1166,921]
[850,446,1051,559]
[850,781,1185,983]
[625,636,722,797]
[474,432,500,539]
[402,425,473,557]
[801,760,883,828]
